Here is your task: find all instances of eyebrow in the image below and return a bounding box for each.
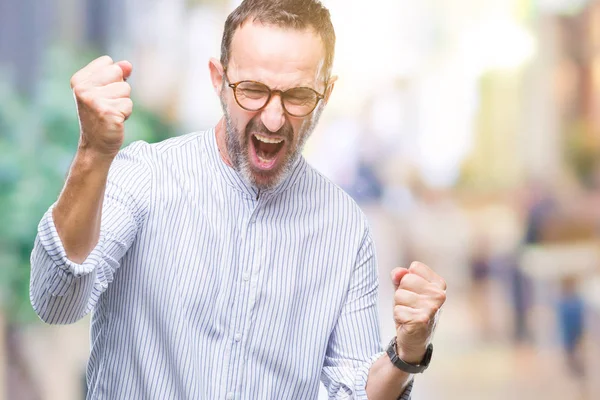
[226,69,320,91]
[242,78,316,91]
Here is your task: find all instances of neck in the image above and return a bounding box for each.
[215,117,233,168]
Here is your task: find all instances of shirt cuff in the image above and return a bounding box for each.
[354,351,414,400]
[354,351,383,398]
[398,378,414,400]
[37,205,105,296]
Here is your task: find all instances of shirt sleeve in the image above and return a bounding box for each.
[29,141,152,324]
[320,229,413,399]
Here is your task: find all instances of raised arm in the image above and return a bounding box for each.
[29,56,151,325]
[55,55,133,262]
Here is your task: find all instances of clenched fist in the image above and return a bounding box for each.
[70,55,133,159]
[391,262,446,364]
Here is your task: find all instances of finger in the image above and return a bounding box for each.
[409,261,447,290]
[96,82,132,99]
[391,267,409,289]
[108,98,133,120]
[393,304,421,326]
[87,64,125,86]
[84,55,114,72]
[398,272,430,294]
[394,286,445,322]
[394,288,420,309]
[115,60,133,81]
[399,274,447,317]
[394,304,435,331]
[71,55,115,88]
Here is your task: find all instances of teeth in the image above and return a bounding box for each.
[254,134,283,144]
[257,154,276,163]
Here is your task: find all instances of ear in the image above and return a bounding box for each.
[209,57,225,95]
[323,75,338,104]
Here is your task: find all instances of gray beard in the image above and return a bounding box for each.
[220,98,323,191]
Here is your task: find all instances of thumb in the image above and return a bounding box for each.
[115,60,133,81]
[390,267,410,290]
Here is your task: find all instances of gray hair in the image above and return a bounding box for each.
[220,0,336,81]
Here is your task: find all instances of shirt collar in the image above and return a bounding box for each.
[205,128,307,199]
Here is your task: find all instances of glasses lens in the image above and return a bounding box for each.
[283,88,319,117]
[234,81,270,111]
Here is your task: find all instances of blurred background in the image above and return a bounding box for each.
[1,0,600,399]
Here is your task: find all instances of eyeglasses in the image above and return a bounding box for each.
[224,70,326,117]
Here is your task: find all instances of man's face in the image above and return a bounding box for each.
[214,22,330,190]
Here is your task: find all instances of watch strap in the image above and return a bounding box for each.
[386,338,433,374]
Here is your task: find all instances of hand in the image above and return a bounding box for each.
[391,262,447,364]
[70,55,133,159]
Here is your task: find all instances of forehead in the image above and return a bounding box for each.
[228,21,326,87]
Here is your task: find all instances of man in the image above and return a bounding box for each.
[30,0,447,398]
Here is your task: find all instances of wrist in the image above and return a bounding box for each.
[395,339,428,365]
[387,338,434,374]
[76,145,116,170]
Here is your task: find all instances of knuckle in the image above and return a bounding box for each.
[98,65,121,83]
[437,290,447,303]
[121,100,133,114]
[394,290,403,304]
[440,280,448,291]
[394,312,404,324]
[79,92,97,108]
[78,93,93,107]
[88,96,100,109]
[95,102,110,117]
[400,273,417,288]
[418,314,430,325]
[112,64,124,80]
[393,305,404,317]
[72,85,86,99]
[410,261,424,272]
[100,55,114,64]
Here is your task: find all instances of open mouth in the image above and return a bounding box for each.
[250,133,286,170]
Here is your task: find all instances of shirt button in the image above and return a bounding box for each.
[234,333,242,342]
[226,393,234,400]
[242,272,250,281]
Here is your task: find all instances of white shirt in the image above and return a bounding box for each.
[30,130,413,399]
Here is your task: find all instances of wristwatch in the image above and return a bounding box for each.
[386,337,433,374]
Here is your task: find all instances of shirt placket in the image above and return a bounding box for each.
[223,199,262,400]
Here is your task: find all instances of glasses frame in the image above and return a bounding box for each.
[223,69,326,117]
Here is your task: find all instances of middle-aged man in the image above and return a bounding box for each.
[30,0,447,398]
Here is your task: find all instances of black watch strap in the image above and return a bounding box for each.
[386,338,433,374]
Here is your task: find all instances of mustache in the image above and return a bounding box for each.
[245,116,293,142]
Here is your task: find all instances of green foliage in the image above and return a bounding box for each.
[0,46,177,323]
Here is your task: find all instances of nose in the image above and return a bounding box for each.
[260,92,286,133]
